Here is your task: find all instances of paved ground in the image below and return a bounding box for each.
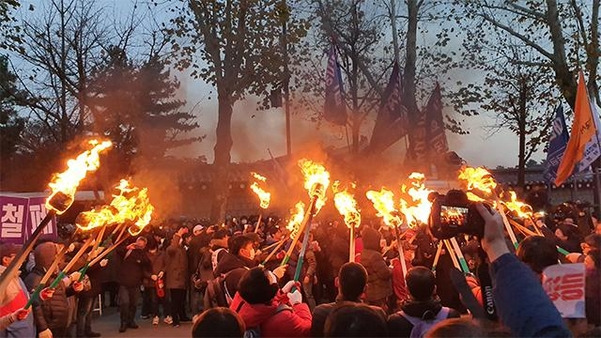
[91,307,194,338]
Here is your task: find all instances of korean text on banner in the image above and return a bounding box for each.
[26,196,57,240]
[542,263,586,319]
[0,196,30,244]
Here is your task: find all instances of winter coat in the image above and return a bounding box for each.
[23,242,78,334]
[0,265,36,338]
[311,300,386,337]
[360,249,392,302]
[79,263,104,297]
[230,292,311,337]
[387,299,460,337]
[24,266,76,334]
[214,251,255,277]
[116,246,151,288]
[491,253,570,337]
[143,250,166,288]
[391,257,413,303]
[165,234,188,289]
[329,227,349,276]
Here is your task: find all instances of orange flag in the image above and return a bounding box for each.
[555,71,597,186]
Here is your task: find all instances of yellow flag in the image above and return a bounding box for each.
[555,71,597,186]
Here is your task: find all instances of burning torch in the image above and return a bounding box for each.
[261,202,304,266]
[366,188,408,278]
[0,139,112,293]
[250,172,271,233]
[282,160,330,286]
[333,182,361,262]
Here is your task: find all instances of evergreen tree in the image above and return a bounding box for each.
[89,47,201,178]
[0,55,25,165]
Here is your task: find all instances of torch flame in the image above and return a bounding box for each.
[333,181,361,229]
[286,201,305,239]
[366,188,402,228]
[458,166,498,195]
[46,140,112,214]
[250,172,271,209]
[76,179,154,236]
[503,191,533,219]
[399,172,432,227]
[298,159,330,213]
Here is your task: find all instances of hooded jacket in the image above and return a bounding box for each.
[23,242,77,334]
[387,299,460,337]
[230,292,311,337]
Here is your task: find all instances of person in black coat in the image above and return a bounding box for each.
[75,255,108,338]
[388,267,461,337]
[116,237,151,333]
[311,262,386,337]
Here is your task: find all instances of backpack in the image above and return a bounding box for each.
[203,273,231,309]
[400,307,450,338]
[211,248,226,272]
[234,301,291,338]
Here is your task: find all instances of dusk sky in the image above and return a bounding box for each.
[15,0,556,168]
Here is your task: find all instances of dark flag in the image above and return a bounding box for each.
[324,46,347,125]
[543,104,569,184]
[407,110,428,163]
[368,61,410,152]
[425,83,449,155]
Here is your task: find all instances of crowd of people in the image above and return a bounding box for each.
[0,201,600,337]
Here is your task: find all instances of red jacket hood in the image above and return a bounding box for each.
[230,291,289,328]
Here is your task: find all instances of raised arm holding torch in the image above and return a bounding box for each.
[0,139,112,293]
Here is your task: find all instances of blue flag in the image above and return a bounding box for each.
[368,61,409,152]
[544,104,569,184]
[324,46,347,125]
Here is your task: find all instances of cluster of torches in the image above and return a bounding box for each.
[0,139,155,308]
[0,137,547,304]
[252,158,548,281]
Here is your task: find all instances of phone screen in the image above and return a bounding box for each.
[440,205,469,227]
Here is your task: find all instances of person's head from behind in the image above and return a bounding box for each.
[324,303,387,337]
[192,307,245,337]
[406,266,436,302]
[238,267,278,305]
[555,223,578,241]
[581,234,601,255]
[336,262,367,301]
[584,249,600,271]
[516,236,558,276]
[426,318,484,338]
[229,235,255,260]
[212,229,230,248]
[0,243,19,267]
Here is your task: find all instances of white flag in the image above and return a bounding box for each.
[576,99,601,172]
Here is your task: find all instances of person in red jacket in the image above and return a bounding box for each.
[230,267,311,337]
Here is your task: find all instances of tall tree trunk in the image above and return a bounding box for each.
[545,0,578,109]
[211,91,233,222]
[403,0,419,120]
[517,79,528,188]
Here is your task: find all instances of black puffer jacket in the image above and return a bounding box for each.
[24,242,76,333]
